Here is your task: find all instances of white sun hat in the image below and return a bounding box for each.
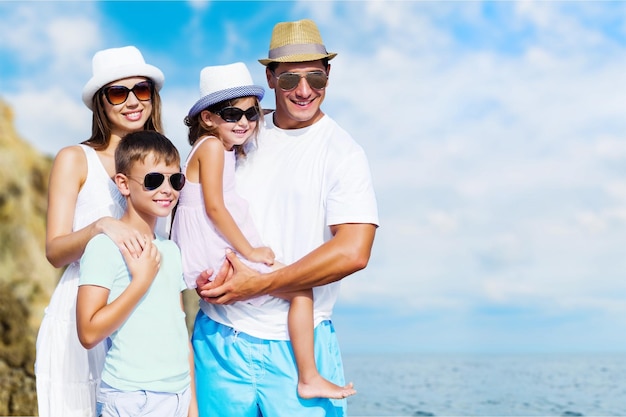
[81,46,164,110]
[187,62,264,118]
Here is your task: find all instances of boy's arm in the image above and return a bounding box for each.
[76,237,161,349]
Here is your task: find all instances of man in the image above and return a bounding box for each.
[193,19,379,416]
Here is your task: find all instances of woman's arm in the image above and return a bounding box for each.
[197,138,273,264]
[76,237,160,349]
[46,146,145,268]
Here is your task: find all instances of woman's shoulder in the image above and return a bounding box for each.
[53,144,89,168]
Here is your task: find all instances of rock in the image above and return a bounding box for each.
[0,97,56,416]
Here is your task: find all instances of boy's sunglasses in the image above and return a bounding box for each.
[274,71,328,91]
[215,106,260,123]
[129,172,186,191]
[102,81,153,106]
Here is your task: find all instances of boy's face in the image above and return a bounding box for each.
[122,154,182,219]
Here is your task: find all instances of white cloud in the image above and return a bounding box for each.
[6,87,92,154]
[1,2,102,155]
[46,18,99,72]
[319,2,626,322]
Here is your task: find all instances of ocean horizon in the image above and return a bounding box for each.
[343,352,626,417]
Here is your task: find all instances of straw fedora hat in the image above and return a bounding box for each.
[82,46,164,110]
[187,62,265,118]
[258,19,337,66]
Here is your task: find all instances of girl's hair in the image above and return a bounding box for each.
[82,79,164,151]
[115,130,180,175]
[184,96,262,159]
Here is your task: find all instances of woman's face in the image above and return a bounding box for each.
[102,76,153,137]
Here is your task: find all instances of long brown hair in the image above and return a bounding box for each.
[82,79,163,151]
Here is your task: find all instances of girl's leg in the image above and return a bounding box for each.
[287,289,356,399]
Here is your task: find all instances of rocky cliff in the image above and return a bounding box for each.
[0,98,57,416]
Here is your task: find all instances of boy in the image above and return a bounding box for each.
[76,131,196,417]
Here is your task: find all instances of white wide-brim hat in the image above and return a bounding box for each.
[187,62,264,118]
[82,46,164,110]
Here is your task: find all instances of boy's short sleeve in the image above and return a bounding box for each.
[79,234,123,289]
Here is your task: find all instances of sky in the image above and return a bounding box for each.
[2,0,626,355]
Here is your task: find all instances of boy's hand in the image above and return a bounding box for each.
[120,235,160,290]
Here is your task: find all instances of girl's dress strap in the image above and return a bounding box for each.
[185,136,217,164]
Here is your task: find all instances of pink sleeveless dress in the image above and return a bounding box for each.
[171,137,270,305]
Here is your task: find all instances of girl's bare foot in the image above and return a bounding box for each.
[298,375,356,399]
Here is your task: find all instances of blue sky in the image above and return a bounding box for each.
[2,1,626,354]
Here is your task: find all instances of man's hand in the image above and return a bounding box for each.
[199,249,268,304]
[195,262,227,302]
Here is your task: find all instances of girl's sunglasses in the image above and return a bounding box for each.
[129,172,186,191]
[215,106,260,123]
[102,81,153,106]
[274,71,328,91]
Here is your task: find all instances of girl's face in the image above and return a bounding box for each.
[102,76,153,138]
[201,96,259,150]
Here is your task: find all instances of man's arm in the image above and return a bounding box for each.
[198,223,376,304]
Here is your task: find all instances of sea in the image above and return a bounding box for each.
[343,353,626,417]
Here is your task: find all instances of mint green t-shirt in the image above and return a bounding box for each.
[79,234,189,393]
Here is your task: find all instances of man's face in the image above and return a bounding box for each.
[266,60,330,130]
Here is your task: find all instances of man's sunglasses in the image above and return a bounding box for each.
[102,81,153,106]
[274,71,328,91]
[215,106,260,123]
[129,172,186,191]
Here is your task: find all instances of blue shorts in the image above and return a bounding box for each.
[97,381,190,417]
[192,312,347,417]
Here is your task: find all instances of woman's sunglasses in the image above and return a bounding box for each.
[129,172,186,191]
[215,106,260,123]
[274,71,328,91]
[102,81,154,106]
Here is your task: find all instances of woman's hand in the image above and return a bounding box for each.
[98,217,147,258]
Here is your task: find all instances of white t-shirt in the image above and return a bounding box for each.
[200,114,379,340]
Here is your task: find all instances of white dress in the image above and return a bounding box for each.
[35,145,126,417]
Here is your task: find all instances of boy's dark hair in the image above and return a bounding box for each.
[115,131,180,175]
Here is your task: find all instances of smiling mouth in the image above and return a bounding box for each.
[124,110,143,120]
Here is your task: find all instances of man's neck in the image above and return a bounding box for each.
[272,110,325,130]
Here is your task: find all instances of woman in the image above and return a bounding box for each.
[35,46,166,417]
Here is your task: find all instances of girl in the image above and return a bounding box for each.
[35,46,166,417]
[171,62,355,409]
